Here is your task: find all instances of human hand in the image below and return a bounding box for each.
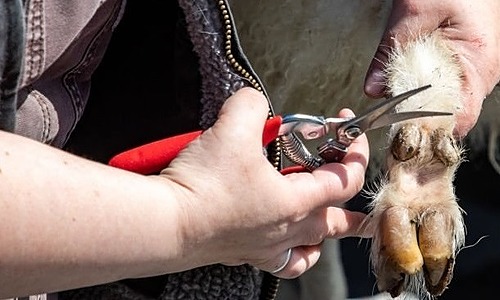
[159,87,369,278]
[364,0,500,138]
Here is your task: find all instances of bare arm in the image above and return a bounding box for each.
[0,129,188,295]
[0,88,369,297]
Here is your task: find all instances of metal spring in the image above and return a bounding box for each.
[280,133,324,171]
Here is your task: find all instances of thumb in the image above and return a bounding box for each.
[212,87,271,150]
[364,1,442,98]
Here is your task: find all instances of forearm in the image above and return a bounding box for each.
[0,88,371,295]
[0,131,189,296]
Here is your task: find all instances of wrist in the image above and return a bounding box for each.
[152,175,224,270]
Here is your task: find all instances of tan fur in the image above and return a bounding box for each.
[364,33,466,298]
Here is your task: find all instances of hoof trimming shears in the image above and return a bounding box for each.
[109,85,451,174]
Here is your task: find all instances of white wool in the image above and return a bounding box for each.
[230,0,390,113]
[385,33,463,135]
[230,0,392,174]
[386,34,463,112]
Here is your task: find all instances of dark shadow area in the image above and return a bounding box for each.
[65,0,201,163]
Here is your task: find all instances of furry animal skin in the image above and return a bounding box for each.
[227,0,499,298]
[364,33,465,298]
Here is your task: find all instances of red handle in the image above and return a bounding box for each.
[109,116,283,174]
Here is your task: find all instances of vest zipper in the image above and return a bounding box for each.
[217,1,282,299]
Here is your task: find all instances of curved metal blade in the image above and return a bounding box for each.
[342,85,433,133]
[369,110,453,131]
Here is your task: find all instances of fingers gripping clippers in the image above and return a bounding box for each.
[278,84,452,170]
[109,85,452,174]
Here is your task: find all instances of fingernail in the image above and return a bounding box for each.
[340,108,355,118]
